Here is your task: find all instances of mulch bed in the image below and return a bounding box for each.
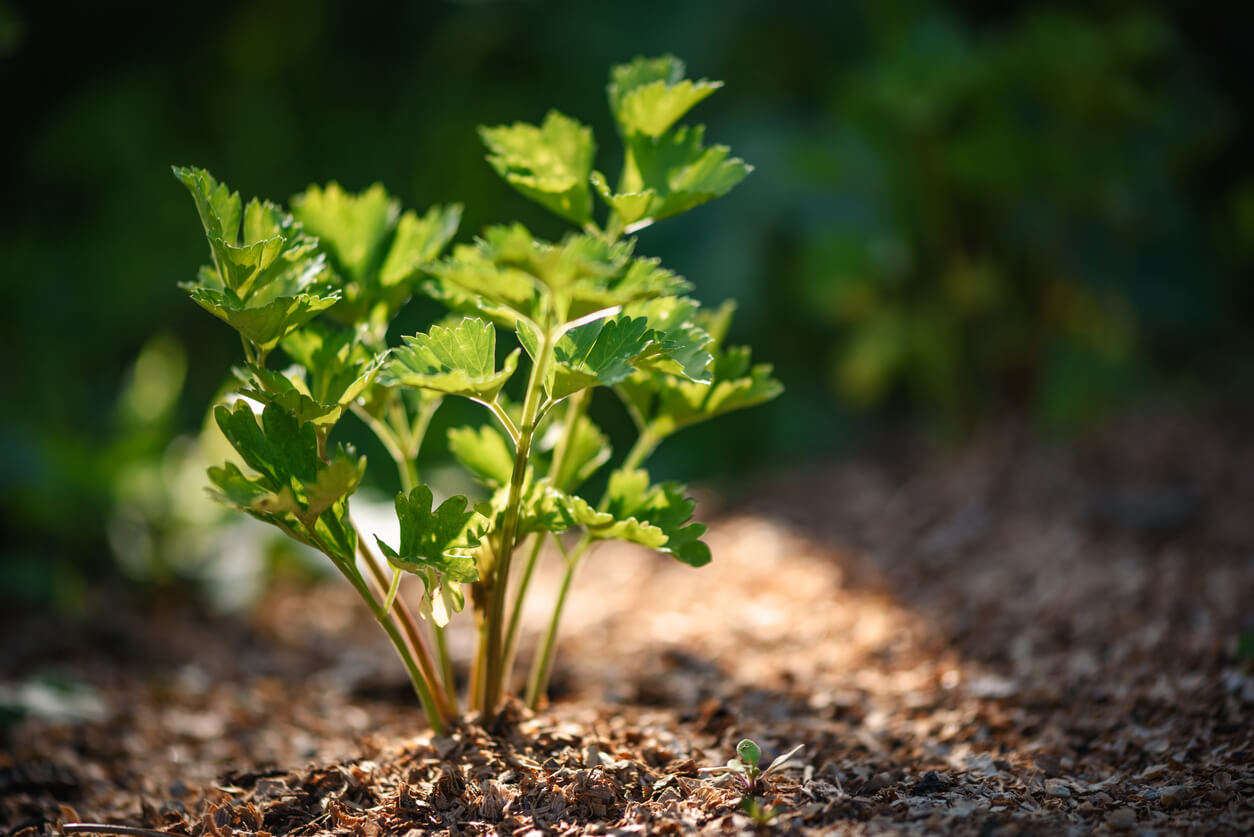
[3,409,1252,835]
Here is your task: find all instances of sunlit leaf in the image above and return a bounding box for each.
[234,323,386,426]
[564,468,710,566]
[608,54,722,138]
[291,182,397,283]
[616,302,781,437]
[628,296,713,383]
[380,203,463,286]
[375,485,482,581]
[425,226,543,325]
[375,485,482,627]
[596,126,752,226]
[185,283,339,352]
[448,424,515,489]
[380,317,520,401]
[538,412,611,492]
[518,315,652,400]
[176,167,339,351]
[481,111,596,224]
[568,252,691,318]
[292,182,462,340]
[207,402,366,569]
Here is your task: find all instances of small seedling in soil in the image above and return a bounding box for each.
[174,55,781,731]
[740,794,785,827]
[702,738,805,795]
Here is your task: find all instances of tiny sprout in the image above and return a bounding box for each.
[740,795,784,826]
[701,738,805,796]
[737,738,762,767]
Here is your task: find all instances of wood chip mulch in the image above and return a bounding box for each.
[2,409,1252,836]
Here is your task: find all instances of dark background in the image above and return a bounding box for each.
[2,0,1251,607]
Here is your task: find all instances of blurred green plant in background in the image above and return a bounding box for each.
[792,5,1224,427]
[2,0,1250,609]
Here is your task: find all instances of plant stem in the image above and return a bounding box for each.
[434,620,457,706]
[391,407,459,710]
[356,533,455,725]
[468,607,485,713]
[240,335,257,367]
[361,395,460,713]
[373,590,446,732]
[381,568,403,614]
[351,403,410,466]
[524,426,661,705]
[500,533,543,678]
[500,389,588,682]
[481,399,520,446]
[314,527,445,732]
[618,427,658,476]
[480,324,553,716]
[525,541,576,708]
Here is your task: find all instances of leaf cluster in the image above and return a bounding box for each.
[175,55,781,725]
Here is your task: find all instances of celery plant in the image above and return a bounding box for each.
[175,55,781,729]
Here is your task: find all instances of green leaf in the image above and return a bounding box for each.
[291,182,462,341]
[175,167,340,351]
[568,252,692,318]
[604,469,710,566]
[627,296,713,383]
[380,317,520,401]
[291,182,396,283]
[302,455,368,521]
[214,400,318,488]
[596,125,752,226]
[375,485,482,627]
[234,323,386,426]
[565,469,710,566]
[208,402,366,570]
[538,412,611,492]
[608,54,722,137]
[177,167,324,300]
[561,492,667,548]
[479,472,574,540]
[280,322,387,406]
[616,303,781,437]
[519,315,652,400]
[448,424,514,489]
[737,739,762,768]
[425,226,543,326]
[375,485,482,581]
[174,166,241,247]
[481,111,596,225]
[427,227,689,327]
[380,203,463,286]
[185,284,340,352]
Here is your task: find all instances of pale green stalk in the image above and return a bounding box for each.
[524,426,660,707]
[501,389,588,677]
[480,321,554,716]
[524,537,575,708]
[376,399,459,711]
[355,533,455,726]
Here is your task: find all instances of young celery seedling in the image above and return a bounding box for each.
[701,739,805,796]
[175,55,781,727]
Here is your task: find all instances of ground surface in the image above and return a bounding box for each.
[3,410,1253,836]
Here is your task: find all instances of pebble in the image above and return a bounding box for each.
[1108,808,1136,829]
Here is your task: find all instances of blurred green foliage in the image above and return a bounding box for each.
[2,0,1251,605]
[793,5,1225,426]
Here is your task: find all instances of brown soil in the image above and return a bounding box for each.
[3,410,1253,836]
